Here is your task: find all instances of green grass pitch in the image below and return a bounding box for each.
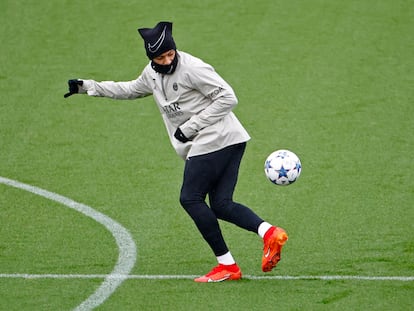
[0,0,413,310]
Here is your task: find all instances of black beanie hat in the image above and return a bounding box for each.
[138,22,176,60]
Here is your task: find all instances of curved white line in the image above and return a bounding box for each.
[0,177,137,311]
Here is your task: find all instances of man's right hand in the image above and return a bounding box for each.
[64,79,84,98]
[174,127,190,143]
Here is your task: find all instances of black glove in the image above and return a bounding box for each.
[64,79,83,98]
[174,127,190,143]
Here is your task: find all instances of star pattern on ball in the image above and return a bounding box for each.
[278,165,288,178]
[264,149,302,186]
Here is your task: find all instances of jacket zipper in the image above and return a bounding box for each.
[161,75,168,101]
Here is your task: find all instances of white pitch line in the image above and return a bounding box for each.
[0,177,137,311]
[1,273,413,282]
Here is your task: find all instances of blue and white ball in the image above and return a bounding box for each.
[264,149,302,185]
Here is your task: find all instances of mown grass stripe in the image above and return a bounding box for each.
[1,273,413,281]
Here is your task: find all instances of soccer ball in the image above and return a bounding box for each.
[264,149,302,185]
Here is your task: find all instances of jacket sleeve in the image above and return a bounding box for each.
[179,65,238,139]
[81,74,153,99]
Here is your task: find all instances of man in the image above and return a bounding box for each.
[64,21,288,282]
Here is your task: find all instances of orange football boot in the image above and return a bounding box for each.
[262,226,288,272]
[194,264,242,282]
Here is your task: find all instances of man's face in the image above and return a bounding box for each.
[153,49,176,65]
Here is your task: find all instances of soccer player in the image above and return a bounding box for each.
[64,21,288,282]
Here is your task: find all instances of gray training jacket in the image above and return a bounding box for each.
[81,51,250,160]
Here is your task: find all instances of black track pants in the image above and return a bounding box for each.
[179,142,264,256]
